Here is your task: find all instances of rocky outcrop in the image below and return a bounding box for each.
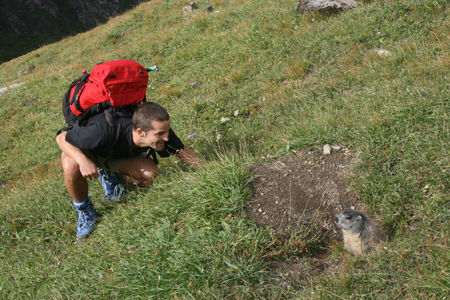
[0,0,147,62]
[296,0,358,14]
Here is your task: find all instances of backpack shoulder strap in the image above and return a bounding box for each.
[146,148,159,164]
[70,74,90,113]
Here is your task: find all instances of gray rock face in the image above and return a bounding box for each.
[0,0,147,62]
[296,0,358,14]
[0,0,147,36]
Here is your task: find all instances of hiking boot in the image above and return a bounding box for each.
[98,168,126,201]
[73,198,98,242]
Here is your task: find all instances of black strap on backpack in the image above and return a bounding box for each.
[146,149,159,165]
[70,73,90,113]
[58,74,90,135]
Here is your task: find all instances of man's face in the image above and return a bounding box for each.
[139,120,171,151]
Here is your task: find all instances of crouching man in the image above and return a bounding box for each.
[56,102,200,241]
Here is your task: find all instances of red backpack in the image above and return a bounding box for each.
[62,59,152,127]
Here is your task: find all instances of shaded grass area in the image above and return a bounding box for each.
[0,0,448,298]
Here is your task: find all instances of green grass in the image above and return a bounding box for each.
[0,0,448,298]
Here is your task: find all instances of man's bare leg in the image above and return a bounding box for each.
[61,152,97,241]
[61,152,89,201]
[119,156,160,187]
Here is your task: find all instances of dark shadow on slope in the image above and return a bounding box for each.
[0,0,146,63]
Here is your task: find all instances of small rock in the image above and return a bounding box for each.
[220,117,230,123]
[332,145,342,151]
[376,49,391,57]
[205,6,214,12]
[183,5,193,16]
[17,65,35,77]
[216,133,222,141]
[323,144,331,155]
[191,82,202,88]
[189,2,199,9]
[275,161,286,168]
[296,0,358,14]
[234,109,240,117]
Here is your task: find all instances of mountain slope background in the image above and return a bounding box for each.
[0,0,448,298]
[0,0,147,63]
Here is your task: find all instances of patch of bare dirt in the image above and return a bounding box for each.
[245,147,365,287]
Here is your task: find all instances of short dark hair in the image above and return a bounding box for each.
[132,102,170,131]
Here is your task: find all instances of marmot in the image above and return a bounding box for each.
[335,211,386,255]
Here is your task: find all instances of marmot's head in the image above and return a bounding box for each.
[335,211,367,234]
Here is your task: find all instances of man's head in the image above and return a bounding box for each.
[132,102,170,131]
[132,102,171,151]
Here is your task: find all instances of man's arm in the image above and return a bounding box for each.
[177,146,201,169]
[56,131,98,179]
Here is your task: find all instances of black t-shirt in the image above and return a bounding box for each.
[65,113,184,162]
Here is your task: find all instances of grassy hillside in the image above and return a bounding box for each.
[0,0,448,298]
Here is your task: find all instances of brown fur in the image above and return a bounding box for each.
[335,211,386,255]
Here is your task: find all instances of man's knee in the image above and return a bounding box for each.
[120,157,159,185]
[142,166,160,180]
[134,162,159,185]
[61,153,81,178]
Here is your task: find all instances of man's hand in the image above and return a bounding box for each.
[177,146,201,169]
[77,157,98,179]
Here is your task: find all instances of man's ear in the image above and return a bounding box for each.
[135,128,145,137]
